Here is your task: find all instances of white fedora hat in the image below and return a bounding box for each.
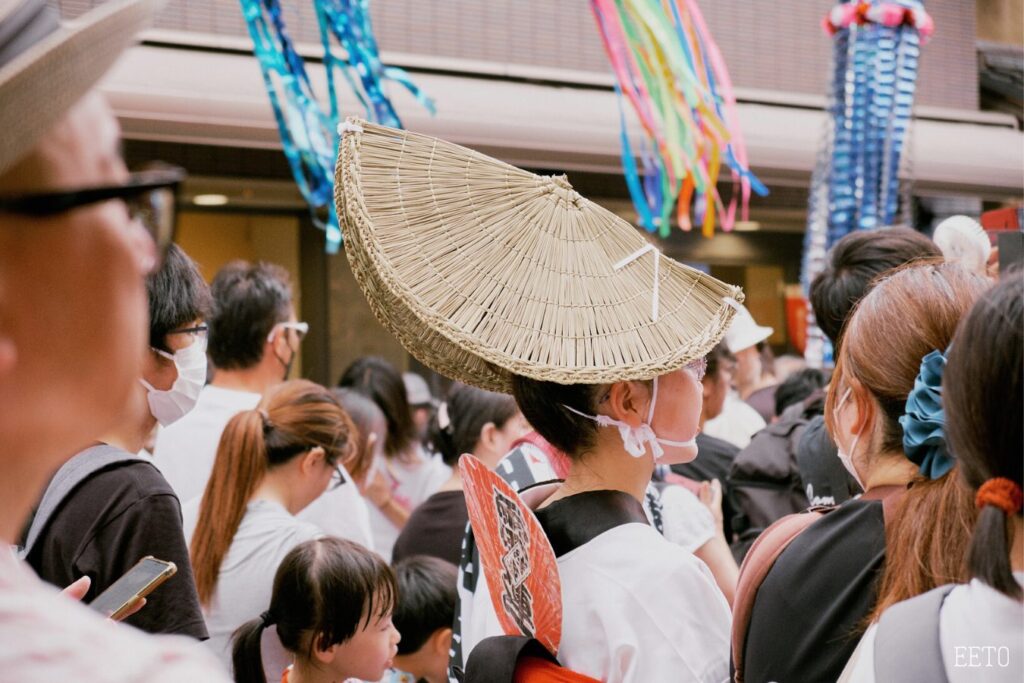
[0,0,162,176]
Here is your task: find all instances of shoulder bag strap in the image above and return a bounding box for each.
[20,444,147,557]
[731,508,829,682]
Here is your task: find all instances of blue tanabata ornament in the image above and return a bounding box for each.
[239,0,434,253]
[802,1,933,367]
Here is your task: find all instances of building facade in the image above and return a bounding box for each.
[57,0,1024,384]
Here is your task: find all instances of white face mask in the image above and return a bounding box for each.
[139,336,207,427]
[833,387,865,490]
[563,373,698,464]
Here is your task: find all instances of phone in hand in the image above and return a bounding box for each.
[87,556,176,620]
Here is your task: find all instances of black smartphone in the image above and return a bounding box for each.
[87,556,176,620]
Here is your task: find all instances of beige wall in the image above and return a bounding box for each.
[175,211,304,376]
[977,0,1024,45]
[327,252,407,384]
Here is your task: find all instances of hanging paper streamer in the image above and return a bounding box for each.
[801,1,933,366]
[590,0,767,238]
[239,0,435,252]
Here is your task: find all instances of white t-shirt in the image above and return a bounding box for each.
[657,484,716,553]
[702,392,766,449]
[366,449,451,561]
[840,574,1024,682]
[298,462,375,551]
[556,524,731,682]
[0,549,229,682]
[153,385,261,503]
[182,498,323,671]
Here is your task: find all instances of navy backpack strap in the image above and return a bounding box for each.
[20,444,147,557]
[873,584,957,683]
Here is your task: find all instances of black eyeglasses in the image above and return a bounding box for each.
[168,323,209,341]
[0,166,185,266]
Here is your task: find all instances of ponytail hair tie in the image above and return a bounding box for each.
[260,610,275,627]
[258,408,273,433]
[976,478,1023,516]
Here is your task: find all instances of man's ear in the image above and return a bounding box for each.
[269,326,286,355]
[604,380,648,427]
[301,446,326,474]
[431,627,453,655]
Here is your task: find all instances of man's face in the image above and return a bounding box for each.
[702,358,734,422]
[733,345,762,392]
[0,94,154,457]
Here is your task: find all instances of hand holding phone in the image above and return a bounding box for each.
[87,556,176,621]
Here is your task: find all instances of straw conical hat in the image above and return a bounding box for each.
[335,118,743,394]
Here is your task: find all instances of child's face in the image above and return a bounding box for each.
[392,627,452,683]
[329,611,401,681]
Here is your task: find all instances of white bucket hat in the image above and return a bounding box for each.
[724,302,773,354]
[0,0,162,176]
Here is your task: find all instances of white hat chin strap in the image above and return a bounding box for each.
[562,376,696,460]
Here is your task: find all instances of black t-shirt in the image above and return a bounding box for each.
[742,497,887,683]
[25,458,208,639]
[393,489,469,567]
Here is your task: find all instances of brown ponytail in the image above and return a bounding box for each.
[190,380,357,605]
[870,471,976,620]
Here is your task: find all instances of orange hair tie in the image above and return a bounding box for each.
[975,478,1024,516]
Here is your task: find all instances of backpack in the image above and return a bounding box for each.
[873,584,955,682]
[731,485,905,683]
[727,398,815,560]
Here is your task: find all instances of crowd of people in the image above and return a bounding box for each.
[0,2,1020,683]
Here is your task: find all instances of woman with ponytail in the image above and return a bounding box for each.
[232,537,400,683]
[740,262,989,682]
[392,382,530,566]
[184,380,357,671]
[841,272,1023,682]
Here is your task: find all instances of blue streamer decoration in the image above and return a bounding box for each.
[801,1,932,367]
[239,0,434,253]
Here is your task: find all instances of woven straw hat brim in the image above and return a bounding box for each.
[336,118,744,394]
[0,0,161,176]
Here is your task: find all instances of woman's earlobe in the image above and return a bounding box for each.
[479,421,498,451]
[303,445,326,472]
[606,381,646,427]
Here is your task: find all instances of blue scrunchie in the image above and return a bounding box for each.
[900,349,954,479]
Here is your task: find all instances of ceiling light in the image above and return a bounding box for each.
[193,194,229,206]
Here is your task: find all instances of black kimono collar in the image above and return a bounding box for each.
[533,489,649,558]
